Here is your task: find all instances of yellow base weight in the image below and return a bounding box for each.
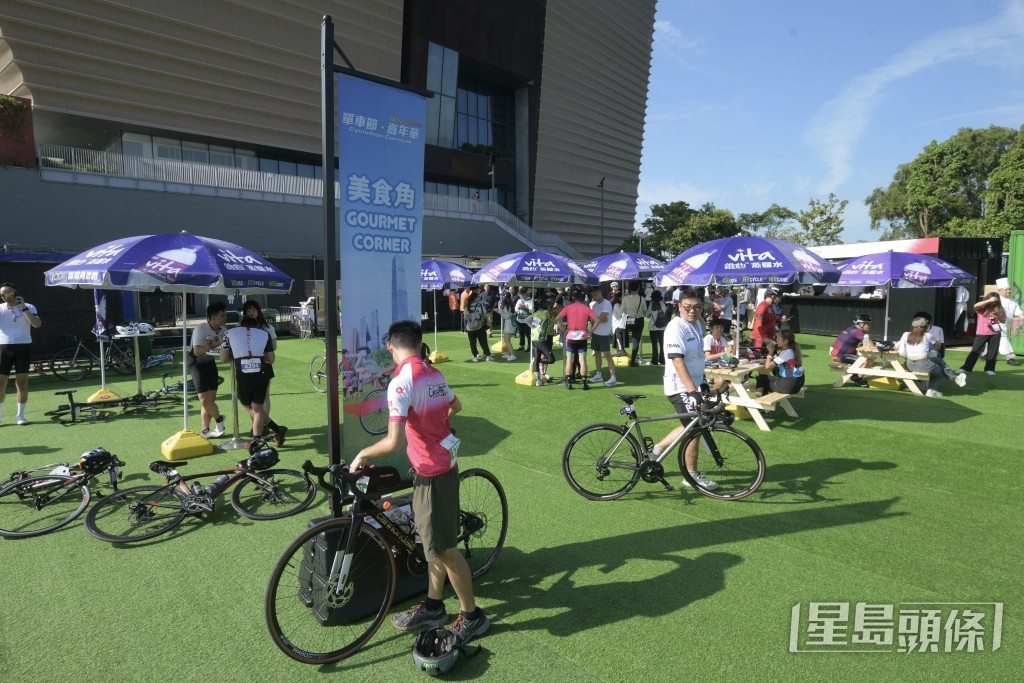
[612,355,632,367]
[88,388,122,403]
[867,376,902,391]
[161,429,215,460]
[428,350,450,364]
[725,403,752,421]
[490,341,505,354]
[515,370,535,386]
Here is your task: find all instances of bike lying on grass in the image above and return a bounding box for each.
[0,449,125,538]
[562,388,766,501]
[84,440,316,543]
[265,460,508,664]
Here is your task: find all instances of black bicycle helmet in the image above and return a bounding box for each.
[243,445,280,472]
[78,448,114,475]
[853,313,873,325]
[412,627,461,676]
[766,287,782,299]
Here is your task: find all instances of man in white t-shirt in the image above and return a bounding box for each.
[191,302,228,438]
[588,287,617,386]
[996,278,1023,365]
[0,283,43,425]
[648,287,718,490]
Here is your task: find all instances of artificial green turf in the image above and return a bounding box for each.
[1,332,1020,681]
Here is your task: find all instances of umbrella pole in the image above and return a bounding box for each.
[433,292,439,352]
[220,361,247,450]
[884,283,891,341]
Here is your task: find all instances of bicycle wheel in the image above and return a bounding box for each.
[562,423,643,501]
[677,425,766,501]
[0,475,90,538]
[266,519,397,664]
[457,468,508,578]
[231,469,316,520]
[309,354,328,393]
[84,485,190,542]
[358,389,388,435]
[50,346,93,381]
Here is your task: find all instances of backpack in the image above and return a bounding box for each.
[653,307,669,329]
[465,303,485,331]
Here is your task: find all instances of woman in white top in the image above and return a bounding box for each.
[242,300,288,446]
[611,292,627,356]
[897,316,966,397]
[647,290,668,365]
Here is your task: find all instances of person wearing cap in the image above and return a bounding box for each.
[995,278,1022,366]
[830,313,877,387]
[959,292,1006,376]
[897,316,966,397]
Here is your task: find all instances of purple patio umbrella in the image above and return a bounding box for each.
[471,250,595,287]
[46,231,293,454]
[654,236,840,287]
[835,250,976,339]
[421,259,472,353]
[582,251,666,282]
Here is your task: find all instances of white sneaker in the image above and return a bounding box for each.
[954,373,967,388]
[535,380,547,387]
[544,374,553,382]
[683,471,719,491]
[209,421,226,438]
[485,355,494,362]
[589,372,603,383]
[984,370,996,376]
[506,355,517,362]
[471,356,479,363]
[604,377,617,387]
[16,416,28,426]
[925,389,943,397]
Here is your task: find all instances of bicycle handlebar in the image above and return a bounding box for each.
[301,459,359,493]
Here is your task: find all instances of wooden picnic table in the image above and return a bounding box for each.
[704,361,804,432]
[830,347,929,396]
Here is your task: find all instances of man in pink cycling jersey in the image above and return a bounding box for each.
[555,289,597,390]
[349,320,488,645]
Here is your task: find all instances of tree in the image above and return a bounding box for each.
[795,193,847,246]
[981,126,1024,241]
[736,204,798,241]
[623,201,737,258]
[865,125,1017,238]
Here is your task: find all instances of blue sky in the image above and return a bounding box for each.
[637,0,1024,242]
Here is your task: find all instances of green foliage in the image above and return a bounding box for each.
[795,193,847,246]
[981,126,1024,241]
[628,201,737,258]
[865,125,1017,238]
[737,204,799,241]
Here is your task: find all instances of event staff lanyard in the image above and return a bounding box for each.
[680,318,702,342]
[245,327,253,358]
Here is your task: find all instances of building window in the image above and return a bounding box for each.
[455,77,515,160]
[425,42,459,147]
[121,132,153,158]
[182,141,209,164]
[153,137,182,161]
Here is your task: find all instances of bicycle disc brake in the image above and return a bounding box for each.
[323,580,354,608]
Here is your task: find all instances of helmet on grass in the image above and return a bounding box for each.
[242,445,279,471]
[78,448,114,475]
[412,627,461,676]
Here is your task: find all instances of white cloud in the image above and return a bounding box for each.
[653,19,705,58]
[634,178,720,228]
[804,0,1024,196]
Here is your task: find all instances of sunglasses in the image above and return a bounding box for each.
[679,304,700,312]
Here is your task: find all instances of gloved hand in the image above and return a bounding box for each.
[683,390,704,412]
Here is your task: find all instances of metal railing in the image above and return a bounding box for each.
[36,144,583,259]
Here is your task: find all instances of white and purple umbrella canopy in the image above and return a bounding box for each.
[582,251,666,281]
[655,236,840,287]
[421,259,471,291]
[471,250,595,287]
[835,250,976,339]
[45,231,293,435]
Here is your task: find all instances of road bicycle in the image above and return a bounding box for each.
[562,389,766,501]
[0,449,125,538]
[84,441,316,543]
[49,334,135,381]
[357,371,393,435]
[44,386,183,425]
[309,350,340,393]
[265,459,508,664]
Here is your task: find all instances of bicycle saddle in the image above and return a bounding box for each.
[148,460,187,475]
[613,393,646,405]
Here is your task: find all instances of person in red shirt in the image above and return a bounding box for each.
[554,290,597,389]
[750,288,788,352]
[349,320,489,645]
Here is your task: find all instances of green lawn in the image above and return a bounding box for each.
[1,332,1020,681]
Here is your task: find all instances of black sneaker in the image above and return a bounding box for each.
[275,425,288,448]
[391,602,448,632]
[565,380,574,390]
[449,611,490,645]
[1008,358,1021,366]
[581,380,590,391]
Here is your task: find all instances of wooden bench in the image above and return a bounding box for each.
[831,353,932,396]
[755,388,805,417]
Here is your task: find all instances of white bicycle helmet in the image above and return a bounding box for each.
[115,323,137,336]
[136,322,156,335]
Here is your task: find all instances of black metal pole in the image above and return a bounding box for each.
[321,16,343,517]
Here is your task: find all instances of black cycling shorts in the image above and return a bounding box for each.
[237,376,269,406]
[0,344,32,375]
[189,362,220,394]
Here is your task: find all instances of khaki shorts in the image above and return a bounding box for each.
[412,466,460,562]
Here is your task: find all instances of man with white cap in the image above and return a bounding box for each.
[995,277,1023,366]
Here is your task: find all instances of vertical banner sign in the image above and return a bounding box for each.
[338,73,426,466]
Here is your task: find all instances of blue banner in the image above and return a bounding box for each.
[338,74,426,459]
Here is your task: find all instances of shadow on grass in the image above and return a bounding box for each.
[797,385,982,424]
[0,445,62,456]
[473,497,902,637]
[754,457,898,504]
